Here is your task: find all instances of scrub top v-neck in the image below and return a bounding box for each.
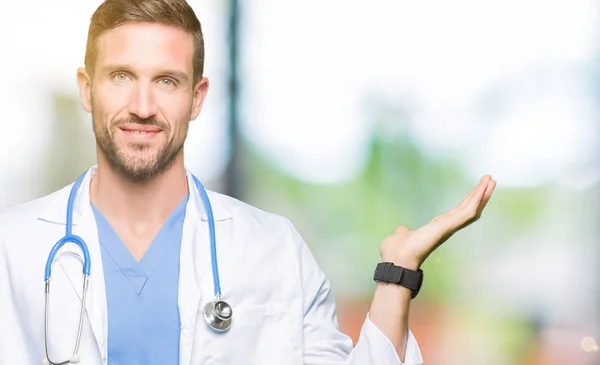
[91,195,189,365]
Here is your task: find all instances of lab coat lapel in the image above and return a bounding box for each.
[177,201,209,365]
[178,173,212,365]
[178,171,232,365]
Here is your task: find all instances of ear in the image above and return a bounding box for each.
[76,67,93,113]
[190,77,209,121]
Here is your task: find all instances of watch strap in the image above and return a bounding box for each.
[373,262,424,299]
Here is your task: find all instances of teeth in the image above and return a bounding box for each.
[132,131,148,134]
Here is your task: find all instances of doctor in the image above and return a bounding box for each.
[0,0,496,364]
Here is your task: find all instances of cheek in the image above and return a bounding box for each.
[167,120,190,144]
[162,95,193,135]
[96,85,131,112]
[91,86,130,122]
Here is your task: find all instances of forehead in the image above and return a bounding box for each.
[95,22,194,74]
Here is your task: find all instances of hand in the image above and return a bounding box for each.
[379,175,497,270]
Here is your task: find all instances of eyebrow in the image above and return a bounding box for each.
[99,64,190,82]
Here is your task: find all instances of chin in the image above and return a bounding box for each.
[119,145,159,160]
[123,156,160,172]
[115,161,163,183]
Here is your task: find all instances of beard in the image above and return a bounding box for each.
[93,114,186,184]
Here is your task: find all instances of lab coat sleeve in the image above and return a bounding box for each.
[287,219,423,365]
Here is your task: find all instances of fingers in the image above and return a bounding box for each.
[448,175,492,215]
[444,175,495,230]
[446,188,476,215]
[458,184,479,208]
[462,179,488,219]
[478,179,497,212]
[461,176,496,224]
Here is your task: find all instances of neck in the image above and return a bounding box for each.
[90,156,189,226]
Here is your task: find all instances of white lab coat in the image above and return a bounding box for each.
[0,166,423,365]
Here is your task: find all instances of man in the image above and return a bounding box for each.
[0,0,496,364]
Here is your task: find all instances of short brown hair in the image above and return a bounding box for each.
[85,0,205,83]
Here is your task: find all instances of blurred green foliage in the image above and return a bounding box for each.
[242,129,547,303]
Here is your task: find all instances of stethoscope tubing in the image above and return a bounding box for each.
[44,172,221,293]
[191,175,221,297]
[44,173,91,281]
[43,171,228,365]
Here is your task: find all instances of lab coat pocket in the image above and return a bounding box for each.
[212,301,293,365]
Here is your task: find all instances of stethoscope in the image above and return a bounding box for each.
[43,172,233,365]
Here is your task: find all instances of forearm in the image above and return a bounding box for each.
[369,283,412,361]
[368,256,420,362]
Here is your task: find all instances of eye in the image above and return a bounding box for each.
[159,78,176,87]
[112,72,131,81]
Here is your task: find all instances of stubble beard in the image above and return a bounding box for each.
[92,114,186,184]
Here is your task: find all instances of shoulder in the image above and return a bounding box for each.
[206,190,295,234]
[205,190,313,257]
[0,188,65,236]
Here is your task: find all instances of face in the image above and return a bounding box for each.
[77,22,208,182]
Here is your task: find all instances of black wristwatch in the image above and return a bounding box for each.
[373,262,424,299]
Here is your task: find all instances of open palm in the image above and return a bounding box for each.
[380,175,497,269]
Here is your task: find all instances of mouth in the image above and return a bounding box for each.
[119,123,163,140]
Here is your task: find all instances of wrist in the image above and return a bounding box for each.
[374,281,414,297]
[373,262,424,299]
[380,254,422,271]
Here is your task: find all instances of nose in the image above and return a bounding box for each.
[127,80,158,119]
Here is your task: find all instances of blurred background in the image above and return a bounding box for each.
[1,0,599,364]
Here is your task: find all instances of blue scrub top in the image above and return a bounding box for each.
[92,195,189,365]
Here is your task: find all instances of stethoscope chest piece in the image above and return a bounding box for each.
[203,299,233,332]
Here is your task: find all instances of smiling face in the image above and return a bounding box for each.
[77,22,209,183]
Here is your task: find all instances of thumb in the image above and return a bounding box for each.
[394,226,410,234]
